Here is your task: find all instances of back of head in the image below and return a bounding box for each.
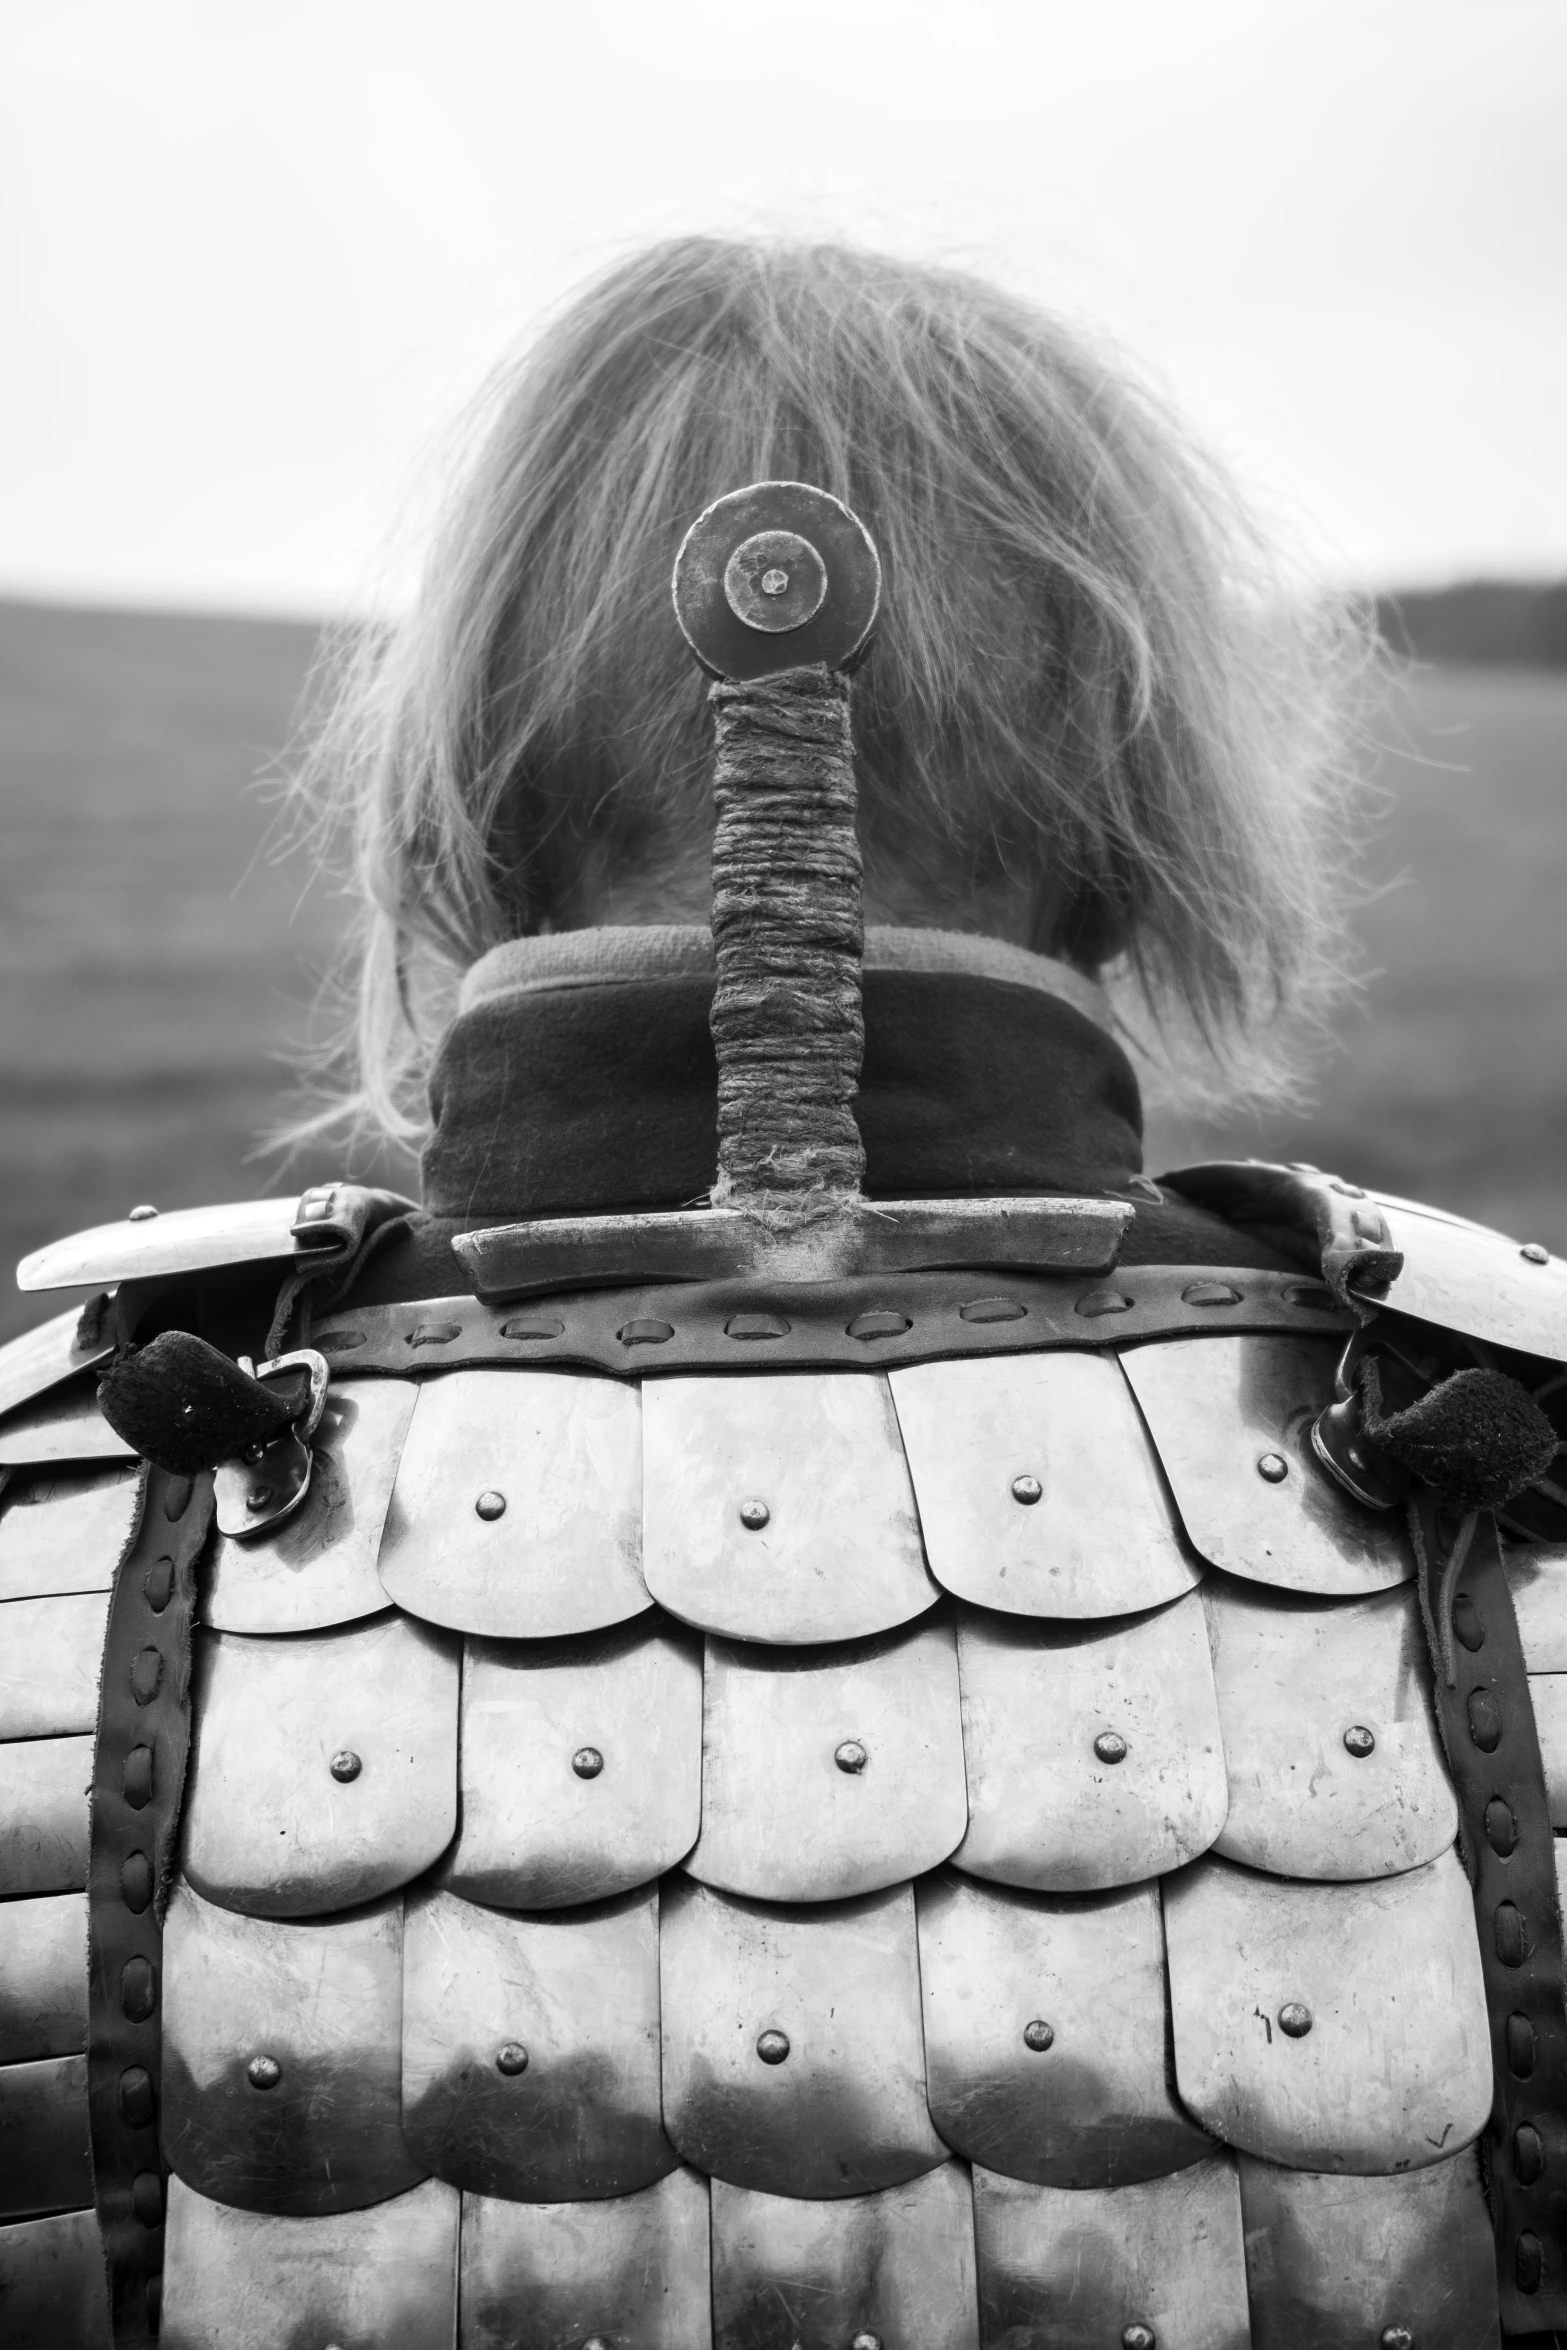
[302,235,1369,1142]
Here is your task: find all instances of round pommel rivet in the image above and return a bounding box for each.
[724,529,828,633]
[1256,1451,1289,1483]
[1342,1724,1376,1759]
[739,1498,771,1531]
[495,2042,529,2076]
[756,2027,791,2065]
[672,480,881,680]
[246,2054,282,2090]
[1278,2002,1313,2038]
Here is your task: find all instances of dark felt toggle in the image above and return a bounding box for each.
[98,1332,310,1475]
[1361,1357,1559,1512]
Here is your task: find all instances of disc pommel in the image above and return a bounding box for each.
[672,480,881,681]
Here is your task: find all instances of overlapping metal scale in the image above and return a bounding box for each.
[0,1328,1526,2347]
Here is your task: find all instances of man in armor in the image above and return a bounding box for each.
[1,238,1562,2348]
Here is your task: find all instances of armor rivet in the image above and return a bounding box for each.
[835,1740,868,1774]
[475,1489,507,1521]
[1330,1179,1367,1198]
[851,2335,883,2350]
[495,2042,530,2075]
[1023,2018,1055,2052]
[1278,2002,1313,2038]
[1342,1724,1376,1758]
[246,2055,282,2090]
[127,1204,159,1221]
[1378,2327,1413,2350]
[582,2339,610,2350]
[1010,1473,1043,1505]
[761,568,789,595]
[1521,1243,1550,1265]
[573,1746,605,1779]
[756,2028,791,2064]
[246,1485,272,1511]
[739,1499,771,1530]
[330,1750,362,1782]
[1256,1451,1289,1483]
[1094,1731,1128,1765]
[1122,2328,1157,2350]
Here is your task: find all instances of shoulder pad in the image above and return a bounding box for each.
[1373,1193,1567,1360]
[0,1303,113,1425]
[16,1183,415,1296]
[1162,1158,1567,1361]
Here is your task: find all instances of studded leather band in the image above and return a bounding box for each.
[87,1463,214,2347]
[1410,1493,1567,2332]
[309,1264,1349,1380]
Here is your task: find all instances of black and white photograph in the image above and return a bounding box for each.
[0,5,1563,2344]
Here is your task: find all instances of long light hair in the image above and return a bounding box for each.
[292,236,1371,1146]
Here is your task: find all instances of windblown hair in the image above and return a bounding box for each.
[294,235,1371,1144]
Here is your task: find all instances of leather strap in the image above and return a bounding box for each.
[1410,1493,1567,2332]
[306,1263,1350,1381]
[86,1463,214,2347]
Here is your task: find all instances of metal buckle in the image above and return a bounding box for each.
[213,1348,330,1540]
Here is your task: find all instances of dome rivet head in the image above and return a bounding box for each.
[1256,1451,1289,1483]
[835,1739,868,1775]
[1522,1243,1550,1265]
[582,2339,611,2350]
[1094,1731,1128,1765]
[739,1498,770,1531]
[329,1749,361,1782]
[851,2335,884,2350]
[1023,2018,1055,2052]
[1279,2001,1313,2038]
[128,1203,159,1222]
[1379,2329,1414,2350]
[475,1489,507,1520]
[572,1746,605,1780]
[756,2027,790,2065]
[1343,1724,1376,1759]
[246,2054,281,2091]
[1010,1473,1043,1505]
[495,2041,529,2076]
[1122,2327,1158,2350]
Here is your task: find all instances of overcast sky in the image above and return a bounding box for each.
[2,0,1563,614]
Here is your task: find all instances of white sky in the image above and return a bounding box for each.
[2,0,1563,614]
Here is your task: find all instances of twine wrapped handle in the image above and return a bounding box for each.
[708,665,864,1207]
[671,480,882,1218]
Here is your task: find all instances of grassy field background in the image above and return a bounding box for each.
[1,598,1564,1345]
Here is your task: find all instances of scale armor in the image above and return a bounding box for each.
[3,485,1565,2347]
[2,1191,1566,2347]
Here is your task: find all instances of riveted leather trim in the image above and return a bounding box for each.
[86,1462,214,2348]
[303,1265,1348,1381]
[1410,1494,1567,2331]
